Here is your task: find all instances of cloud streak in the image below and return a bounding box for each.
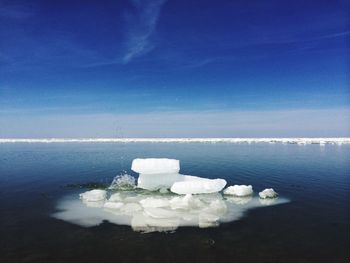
[123,0,167,63]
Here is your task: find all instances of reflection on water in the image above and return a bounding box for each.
[53,189,288,233]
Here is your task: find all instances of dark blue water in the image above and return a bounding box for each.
[0,143,349,263]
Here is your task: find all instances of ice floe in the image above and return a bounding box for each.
[54,190,288,233]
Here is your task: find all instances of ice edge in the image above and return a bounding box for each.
[0,138,349,144]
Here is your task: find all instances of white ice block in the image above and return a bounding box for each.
[137,173,183,191]
[170,175,227,194]
[223,185,253,196]
[259,188,278,199]
[131,158,180,174]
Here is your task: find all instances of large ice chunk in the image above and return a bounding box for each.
[223,185,253,196]
[131,158,180,174]
[170,175,227,194]
[137,173,183,191]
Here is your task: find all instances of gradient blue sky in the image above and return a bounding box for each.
[0,0,349,137]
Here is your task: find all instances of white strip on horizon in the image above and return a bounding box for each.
[0,138,349,144]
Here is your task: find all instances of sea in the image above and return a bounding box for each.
[0,141,349,263]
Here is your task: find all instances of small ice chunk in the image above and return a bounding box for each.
[259,188,278,199]
[170,176,227,194]
[79,189,106,202]
[137,173,182,191]
[131,158,180,174]
[223,185,253,196]
[103,201,124,209]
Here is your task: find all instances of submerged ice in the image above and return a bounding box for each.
[54,189,288,232]
[53,158,287,233]
[79,189,107,202]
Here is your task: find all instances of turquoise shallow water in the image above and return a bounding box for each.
[0,143,349,262]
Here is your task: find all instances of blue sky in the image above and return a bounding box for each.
[0,0,349,137]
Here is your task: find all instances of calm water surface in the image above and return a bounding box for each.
[0,143,349,263]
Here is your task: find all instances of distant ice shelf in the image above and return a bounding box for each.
[0,138,349,144]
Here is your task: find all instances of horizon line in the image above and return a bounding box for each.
[1,137,349,144]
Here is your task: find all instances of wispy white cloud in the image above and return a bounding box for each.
[123,0,167,63]
[312,30,350,40]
